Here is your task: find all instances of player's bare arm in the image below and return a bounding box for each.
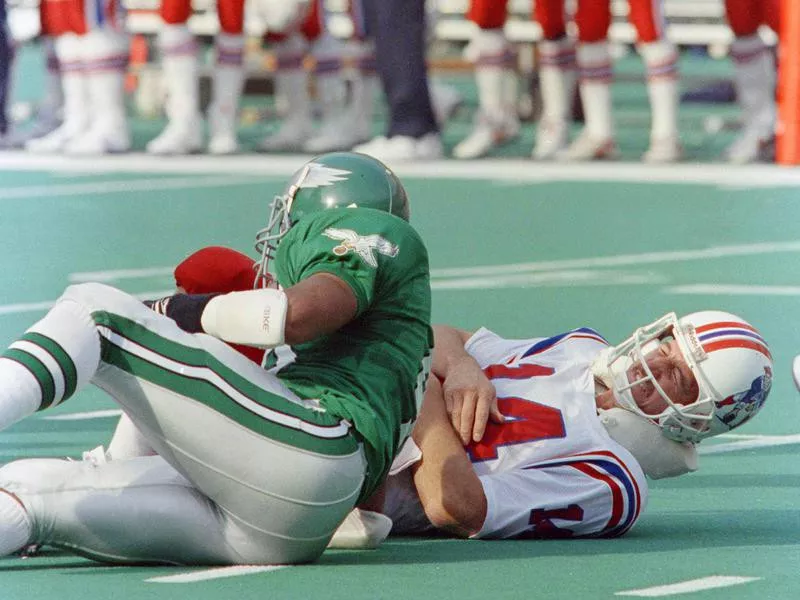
[410,376,487,538]
[432,325,503,444]
[281,272,358,344]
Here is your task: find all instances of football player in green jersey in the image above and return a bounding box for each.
[0,152,433,565]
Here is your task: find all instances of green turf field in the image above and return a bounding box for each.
[1,45,799,600]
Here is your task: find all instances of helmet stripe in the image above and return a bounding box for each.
[695,320,759,334]
[697,328,766,345]
[702,338,772,360]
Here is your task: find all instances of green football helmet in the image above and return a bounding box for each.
[254,152,410,285]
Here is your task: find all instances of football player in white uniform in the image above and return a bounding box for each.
[346,313,772,542]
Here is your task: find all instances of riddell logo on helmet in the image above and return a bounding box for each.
[683,324,707,362]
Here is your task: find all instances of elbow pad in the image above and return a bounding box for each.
[200,288,288,348]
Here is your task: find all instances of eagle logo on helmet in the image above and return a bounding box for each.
[297,164,352,189]
[323,228,399,268]
[716,365,772,428]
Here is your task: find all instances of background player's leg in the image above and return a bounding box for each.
[258,33,312,152]
[146,23,203,155]
[26,33,89,153]
[65,27,131,154]
[208,0,246,155]
[725,34,776,163]
[453,27,519,159]
[638,40,681,163]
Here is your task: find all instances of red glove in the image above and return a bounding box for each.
[174,246,261,294]
[173,246,268,365]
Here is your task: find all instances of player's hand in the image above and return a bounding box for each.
[442,357,504,445]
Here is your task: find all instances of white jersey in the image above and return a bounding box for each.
[384,327,649,540]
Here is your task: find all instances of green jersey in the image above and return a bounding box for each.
[274,207,433,501]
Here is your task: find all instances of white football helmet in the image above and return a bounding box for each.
[600,311,772,443]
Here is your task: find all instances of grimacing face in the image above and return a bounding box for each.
[626,339,700,416]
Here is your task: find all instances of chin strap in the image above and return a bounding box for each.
[599,407,698,479]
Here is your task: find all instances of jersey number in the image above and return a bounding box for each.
[467,363,565,462]
[522,504,584,539]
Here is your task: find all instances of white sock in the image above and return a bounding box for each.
[639,40,679,141]
[730,34,776,136]
[0,360,44,431]
[0,297,100,431]
[577,42,613,139]
[538,38,577,124]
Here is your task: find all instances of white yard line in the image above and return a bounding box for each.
[146,565,289,583]
[667,284,800,296]
[615,576,761,597]
[0,175,266,200]
[0,290,173,315]
[698,434,800,455]
[430,241,800,278]
[68,267,173,283]
[431,270,664,290]
[42,409,123,421]
[3,152,800,188]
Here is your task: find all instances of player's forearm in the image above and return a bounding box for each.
[431,325,474,380]
[411,377,487,537]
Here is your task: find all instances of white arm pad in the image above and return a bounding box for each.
[599,407,698,480]
[200,288,288,349]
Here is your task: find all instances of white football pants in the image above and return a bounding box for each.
[0,283,366,564]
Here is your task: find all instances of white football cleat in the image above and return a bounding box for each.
[642,136,683,164]
[532,119,569,160]
[207,130,239,155]
[303,116,371,153]
[353,133,443,164]
[3,111,63,149]
[556,130,618,162]
[65,126,131,155]
[146,119,203,155]
[452,113,519,159]
[0,489,32,557]
[723,128,775,164]
[25,121,86,153]
[207,106,240,155]
[257,118,313,153]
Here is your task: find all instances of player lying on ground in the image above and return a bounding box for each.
[366,314,771,541]
[0,152,434,565]
[0,241,773,558]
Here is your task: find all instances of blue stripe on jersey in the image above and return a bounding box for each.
[526,456,639,538]
[521,328,608,358]
[589,459,638,538]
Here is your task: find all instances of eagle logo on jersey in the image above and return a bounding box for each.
[323,228,399,268]
[296,163,352,189]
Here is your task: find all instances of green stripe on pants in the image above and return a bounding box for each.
[2,348,56,409]
[21,332,78,403]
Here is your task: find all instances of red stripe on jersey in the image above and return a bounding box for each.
[573,449,643,527]
[570,462,624,530]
